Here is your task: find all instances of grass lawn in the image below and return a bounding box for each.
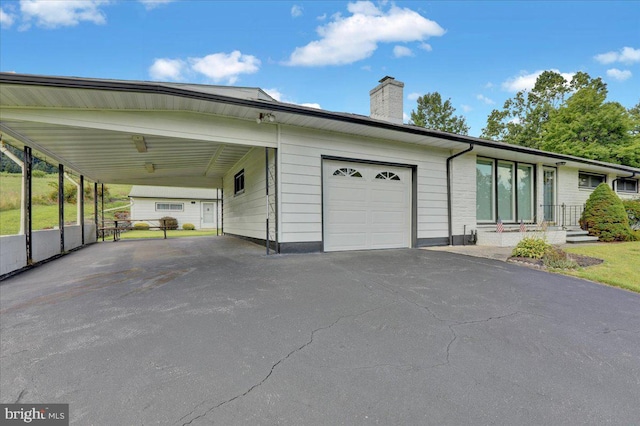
[0,173,132,235]
[116,229,219,240]
[563,242,640,293]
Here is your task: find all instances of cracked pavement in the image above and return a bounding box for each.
[1,236,639,425]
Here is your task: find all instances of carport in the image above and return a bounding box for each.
[0,73,282,275]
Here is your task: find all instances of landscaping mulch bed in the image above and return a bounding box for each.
[508,253,604,269]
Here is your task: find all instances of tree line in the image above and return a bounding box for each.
[409,71,640,168]
[1,143,58,174]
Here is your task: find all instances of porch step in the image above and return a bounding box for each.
[566,235,599,244]
[566,229,589,237]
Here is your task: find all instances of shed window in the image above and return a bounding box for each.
[333,168,362,178]
[579,172,605,189]
[617,178,638,193]
[234,169,245,195]
[156,202,183,212]
[375,171,401,181]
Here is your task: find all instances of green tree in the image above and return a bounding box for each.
[580,183,636,242]
[410,92,469,135]
[542,87,639,167]
[481,71,604,148]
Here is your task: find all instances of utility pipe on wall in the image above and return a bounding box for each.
[446,144,474,246]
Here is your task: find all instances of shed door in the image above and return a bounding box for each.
[202,202,216,229]
[323,160,411,252]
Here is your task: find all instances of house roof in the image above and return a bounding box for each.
[1,72,638,189]
[129,185,219,200]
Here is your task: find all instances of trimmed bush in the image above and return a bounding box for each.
[624,199,640,230]
[512,236,551,259]
[580,183,635,242]
[182,223,195,230]
[159,216,178,230]
[133,222,149,230]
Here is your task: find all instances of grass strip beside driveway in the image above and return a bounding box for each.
[117,229,219,240]
[563,242,640,293]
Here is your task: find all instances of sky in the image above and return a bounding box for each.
[1,0,639,136]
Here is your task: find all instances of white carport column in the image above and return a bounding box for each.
[265,147,278,254]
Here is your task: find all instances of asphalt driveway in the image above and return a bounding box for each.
[1,236,639,425]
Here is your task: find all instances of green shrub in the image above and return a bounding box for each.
[543,247,578,269]
[133,222,149,230]
[580,183,635,242]
[624,199,640,230]
[159,216,178,230]
[32,170,47,178]
[182,223,195,230]
[512,236,551,259]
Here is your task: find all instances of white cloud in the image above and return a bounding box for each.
[0,7,15,28]
[461,104,472,113]
[484,82,494,89]
[285,1,445,66]
[291,4,303,17]
[393,45,413,58]
[403,112,410,123]
[407,92,420,101]
[595,47,640,65]
[476,94,495,105]
[20,0,108,29]
[149,58,187,81]
[317,13,327,21]
[606,68,632,81]
[138,0,176,10]
[190,51,260,84]
[419,42,432,52]
[501,69,574,92]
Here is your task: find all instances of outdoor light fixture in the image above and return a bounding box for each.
[145,162,155,173]
[256,113,276,124]
[556,161,566,166]
[133,135,147,152]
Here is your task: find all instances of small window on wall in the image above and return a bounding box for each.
[333,168,362,177]
[375,171,401,181]
[579,172,605,189]
[617,178,638,193]
[156,203,183,212]
[234,169,245,195]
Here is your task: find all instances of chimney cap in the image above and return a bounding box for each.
[379,75,395,83]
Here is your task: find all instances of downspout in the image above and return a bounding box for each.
[447,144,474,246]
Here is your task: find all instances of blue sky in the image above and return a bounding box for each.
[1,0,639,136]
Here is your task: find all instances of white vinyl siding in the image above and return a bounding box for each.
[278,126,450,245]
[223,147,270,240]
[130,198,211,229]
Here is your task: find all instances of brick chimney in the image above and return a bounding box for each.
[369,76,404,125]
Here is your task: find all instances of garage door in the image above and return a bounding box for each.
[323,160,412,251]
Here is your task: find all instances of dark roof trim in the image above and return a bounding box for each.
[2,72,638,174]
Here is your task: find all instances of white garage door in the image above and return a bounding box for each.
[323,160,411,252]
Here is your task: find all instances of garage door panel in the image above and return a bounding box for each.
[323,159,411,252]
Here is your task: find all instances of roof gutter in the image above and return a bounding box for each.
[447,144,474,246]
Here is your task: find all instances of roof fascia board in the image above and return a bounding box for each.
[2,73,639,175]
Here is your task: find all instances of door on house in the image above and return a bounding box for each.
[543,167,556,223]
[202,202,216,229]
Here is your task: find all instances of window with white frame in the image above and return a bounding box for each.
[579,172,605,189]
[155,202,183,212]
[617,178,638,193]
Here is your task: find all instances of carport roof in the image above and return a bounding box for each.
[1,72,638,188]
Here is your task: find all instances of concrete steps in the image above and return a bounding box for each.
[565,229,599,244]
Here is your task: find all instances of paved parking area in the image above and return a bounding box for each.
[1,236,639,425]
